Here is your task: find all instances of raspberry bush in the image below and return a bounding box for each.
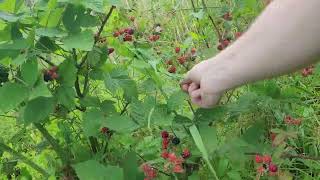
[0,0,319,179]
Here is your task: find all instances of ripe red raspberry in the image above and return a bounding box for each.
[263,155,272,164]
[222,40,230,47]
[168,66,176,73]
[161,151,169,159]
[173,164,184,173]
[161,131,169,138]
[123,34,133,42]
[182,149,191,159]
[162,138,169,149]
[113,31,120,37]
[175,47,180,53]
[101,127,109,134]
[108,48,115,55]
[177,56,186,65]
[268,163,278,172]
[191,48,197,54]
[255,155,263,163]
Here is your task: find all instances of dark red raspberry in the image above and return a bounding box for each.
[177,56,186,65]
[161,131,169,138]
[182,149,191,159]
[268,163,278,173]
[108,48,115,55]
[217,44,224,51]
[168,66,176,73]
[161,151,169,159]
[101,127,109,134]
[162,138,169,149]
[124,34,133,42]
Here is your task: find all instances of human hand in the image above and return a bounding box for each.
[180,59,227,108]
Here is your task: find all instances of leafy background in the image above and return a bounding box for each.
[0,0,319,179]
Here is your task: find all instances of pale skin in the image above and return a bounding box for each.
[181,0,320,108]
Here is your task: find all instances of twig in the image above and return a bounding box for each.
[34,123,70,164]
[36,55,56,66]
[201,0,223,41]
[0,142,50,178]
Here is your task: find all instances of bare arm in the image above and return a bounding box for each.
[182,0,320,108]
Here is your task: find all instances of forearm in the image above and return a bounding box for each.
[212,0,320,92]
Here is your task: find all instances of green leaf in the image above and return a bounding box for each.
[122,151,138,180]
[0,11,20,22]
[199,125,218,154]
[191,9,204,19]
[63,30,94,51]
[56,86,76,109]
[0,83,29,113]
[29,81,52,100]
[80,96,101,108]
[104,115,138,133]
[21,59,38,86]
[82,109,105,137]
[35,28,67,38]
[62,4,82,33]
[82,0,104,13]
[58,59,77,86]
[189,125,209,160]
[39,8,64,28]
[73,160,123,180]
[23,97,55,124]
[167,91,187,111]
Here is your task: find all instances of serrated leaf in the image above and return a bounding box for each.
[104,115,138,133]
[167,91,187,111]
[63,30,94,51]
[21,59,38,86]
[29,81,52,100]
[35,28,68,38]
[56,86,76,109]
[73,160,123,180]
[122,151,138,180]
[24,97,55,124]
[0,11,20,22]
[82,109,104,137]
[0,83,29,113]
[58,59,77,86]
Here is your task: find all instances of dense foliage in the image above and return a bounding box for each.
[0,0,319,179]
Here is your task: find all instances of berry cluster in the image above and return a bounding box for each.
[148,34,160,42]
[255,154,278,176]
[43,66,59,82]
[217,39,230,51]
[166,47,198,73]
[284,115,302,126]
[141,163,157,180]
[113,27,135,42]
[301,65,314,77]
[160,131,191,174]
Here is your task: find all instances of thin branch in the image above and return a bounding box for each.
[34,123,70,164]
[36,55,56,66]
[0,142,50,178]
[79,6,116,67]
[201,0,223,41]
